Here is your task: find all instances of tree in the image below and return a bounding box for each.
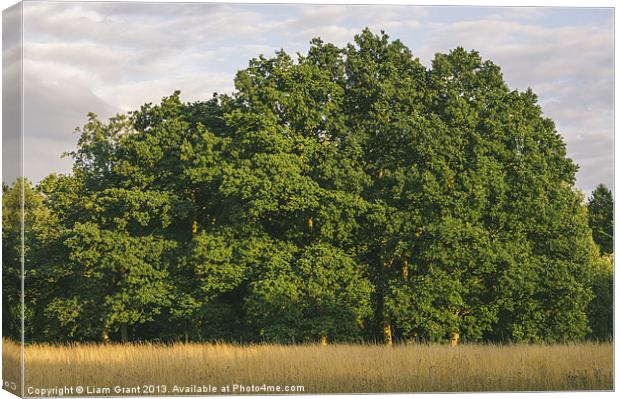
[587,253,613,340]
[228,29,598,343]
[12,28,603,344]
[2,180,24,341]
[246,242,373,343]
[587,184,613,255]
[2,179,63,342]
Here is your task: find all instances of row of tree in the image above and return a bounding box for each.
[2,29,613,344]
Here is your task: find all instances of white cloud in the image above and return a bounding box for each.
[2,2,23,185]
[486,6,549,21]
[17,2,613,194]
[413,16,613,193]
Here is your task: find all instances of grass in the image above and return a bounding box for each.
[2,339,613,395]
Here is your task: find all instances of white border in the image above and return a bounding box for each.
[0,1,616,399]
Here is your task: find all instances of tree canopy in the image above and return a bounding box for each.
[2,29,612,344]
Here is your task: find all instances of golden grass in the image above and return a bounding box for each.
[2,339,613,395]
[2,338,22,396]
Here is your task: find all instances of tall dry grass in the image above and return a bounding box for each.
[2,339,613,394]
[2,338,22,396]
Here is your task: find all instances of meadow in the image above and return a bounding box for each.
[2,339,613,395]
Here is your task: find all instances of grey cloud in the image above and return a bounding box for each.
[3,2,22,185]
[24,74,121,139]
[22,74,121,182]
[23,137,75,183]
[15,2,613,195]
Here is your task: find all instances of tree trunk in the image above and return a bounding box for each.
[120,324,128,343]
[190,189,198,235]
[383,319,393,346]
[450,331,460,347]
[374,255,390,344]
[184,329,189,344]
[101,328,110,344]
[374,286,385,343]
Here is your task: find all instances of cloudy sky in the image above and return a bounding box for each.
[9,1,615,194]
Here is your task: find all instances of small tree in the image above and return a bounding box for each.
[587,184,613,255]
[587,253,613,340]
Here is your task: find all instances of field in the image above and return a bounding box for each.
[2,339,613,395]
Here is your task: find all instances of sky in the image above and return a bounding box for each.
[5,1,615,194]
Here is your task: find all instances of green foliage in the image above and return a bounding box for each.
[2,180,24,340]
[4,29,608,344]
[588,253,613,340]
[65,224,175,337]
[587,184,613,255]
[3,179,64,341]
[246,243,373,342]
